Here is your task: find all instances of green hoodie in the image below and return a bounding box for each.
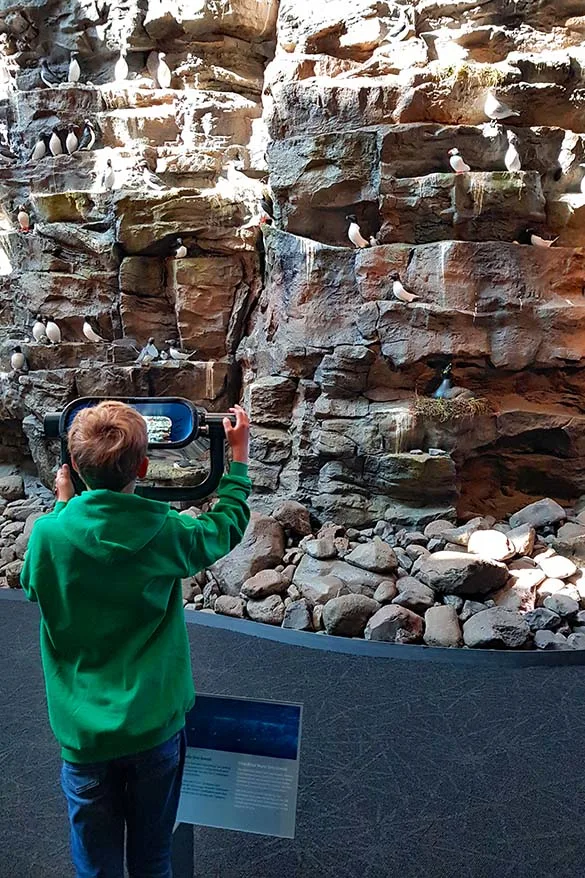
[20,461,251,764]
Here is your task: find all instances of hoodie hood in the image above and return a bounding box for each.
[58,490,170,562]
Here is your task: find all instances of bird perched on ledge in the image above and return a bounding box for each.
[136,337,159,365]
[346,214,369,248]
[448,147,470,174]
[484,90,519,124]
[517,228,558,247]
[433,363,453,399]
[11,345,28,372]
[83,316,105,343]
[16,205,30,232]
[391,272,419,303]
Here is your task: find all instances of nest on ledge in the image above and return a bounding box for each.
[411,394,494,423]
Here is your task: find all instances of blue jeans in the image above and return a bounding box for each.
[61,729,186,878]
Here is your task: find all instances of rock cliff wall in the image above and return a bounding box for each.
[242,0,585,524]
[0,0,584,524]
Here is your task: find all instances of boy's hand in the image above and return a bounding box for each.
[54,464,75,503]
[223,405,250,465]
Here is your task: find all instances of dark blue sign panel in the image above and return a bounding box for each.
[177,694,302,838]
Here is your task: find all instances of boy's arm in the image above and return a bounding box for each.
[169,461,252,575]
[20,526,41,602]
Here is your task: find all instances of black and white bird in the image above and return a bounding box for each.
[49,127,63,156]
[79,119,96,151]
[68,51,81,84]
[346,214,369,248]
[505,131,521,172]
[32,315,47,342]
[83,316,105,342]
[390,272,420,303]
[173,237,187,258]
[65,125,79,154]
[259,196,273,223]
[101,158,115,189]
[484,90,519,124]
[10,345,28,372]
[114,50,129,82]
[31,134,47,161]
[433,363,453,399]
[17,205,30,232]
[166,340,196,361]
[448,147,471,174]
[152,51,172,88]
[136,337,159,365]
[140,161,166,192]
[40,58,60,88]
[518,228,559,248]
[45,317,62,344]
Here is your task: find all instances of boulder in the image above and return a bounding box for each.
[416,552,508,596]
[0,467,25,502]
[241,569,288,599]
[423,519,454,538]
[543,594,579,617]
[322,594,379,637]
[459,600,489,623]
[443,594,464,612]
[282,598,313,631]
[534,631,569,650]
[509,498,566,530]
[297,574,348,606]
[507,524,536,556]
[293,554,388,598]
[364,605,424,644]
[344,537,398,574]
[423,606,462,648]
[491,581,536,613]
[248,377,297,427]
[304,538,337,560]
[567,632,585,650]
[4,559,23,589]
[392,577,435,614]
[214,596,246,619]
[246,594,286,626]
[536,554,577,581]
[272,500,312,537]
[210,513,285,596]
[523,608,561,632]
[373,580,398,604]
[467,529,515,562]
[440,517,487,547]
[463,608,530,649]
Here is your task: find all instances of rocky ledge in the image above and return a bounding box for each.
[3,465,585,651]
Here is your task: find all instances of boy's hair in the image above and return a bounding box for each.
[68,401,148,491]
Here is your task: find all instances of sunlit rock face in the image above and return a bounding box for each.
[0,0,584,524]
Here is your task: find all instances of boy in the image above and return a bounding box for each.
[21,400,251,878]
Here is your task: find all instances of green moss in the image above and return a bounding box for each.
[438,62,508,91]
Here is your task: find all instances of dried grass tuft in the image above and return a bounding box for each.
[411,394,493,423]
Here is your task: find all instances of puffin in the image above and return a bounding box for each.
[448,147,471,174]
